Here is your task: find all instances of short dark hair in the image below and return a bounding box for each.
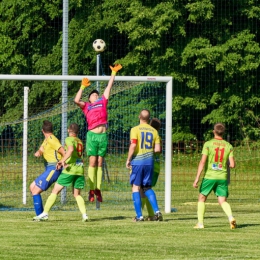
[214,123,225,136]
[88,89,99,99]
[42,120,53,133]
[150,118,161,131]
[69,123,79,135]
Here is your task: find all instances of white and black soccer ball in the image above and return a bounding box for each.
[92,39,106,52]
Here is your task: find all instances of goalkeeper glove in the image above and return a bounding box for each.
[80,78,91,90]
[110,64,122,76]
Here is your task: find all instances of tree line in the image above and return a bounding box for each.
[0,0,260,141]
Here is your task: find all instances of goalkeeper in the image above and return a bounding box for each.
[74,63,122,203]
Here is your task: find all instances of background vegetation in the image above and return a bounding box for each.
[1,0,260,142]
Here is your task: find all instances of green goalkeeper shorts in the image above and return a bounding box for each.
[86,131,108,157]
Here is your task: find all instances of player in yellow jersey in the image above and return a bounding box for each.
[126,109,163,222]
[193,123,236,229]
[30,120,65,217]
[33,123,88,222]
[141,118,162,220]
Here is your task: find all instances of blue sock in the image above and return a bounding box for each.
[144,189,159,213]
[33,194,43,215]
[132,192,142,218]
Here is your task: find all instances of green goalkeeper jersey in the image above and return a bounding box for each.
[202,137,234,180]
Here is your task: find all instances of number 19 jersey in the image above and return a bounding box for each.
[130,123,160,166]
[202,138,234,180]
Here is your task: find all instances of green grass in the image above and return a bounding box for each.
[0,204,260,260]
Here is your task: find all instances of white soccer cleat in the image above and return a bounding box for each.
[82,215,89,222]
[194,223,204,229]
[33,213,49,221]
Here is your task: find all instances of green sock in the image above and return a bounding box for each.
[141,198,146,210]
[88,167,96,190]
[96,167,102,190]
[221,201,232,217]
[145,199,154,217]
[197,201,205,224]
[44,193,57,213]
[76,195,86,215]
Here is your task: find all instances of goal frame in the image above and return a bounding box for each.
[0,75,173,213]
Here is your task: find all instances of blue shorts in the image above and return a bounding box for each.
[34,165,62,191]
[130,165,153,187]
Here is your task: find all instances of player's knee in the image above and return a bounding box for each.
[143,186,152,193]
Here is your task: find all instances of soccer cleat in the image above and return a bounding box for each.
[145,216,156,221]
[230,218,236,229]
[154,212,163,221]
[133,216,144,222]
[88,190,95,202]
[33,213,48,221]
[193,223,204,229]
[82,215,89,222]
[94,189,103,202]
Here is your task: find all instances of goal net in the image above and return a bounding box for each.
[0,75,172,213]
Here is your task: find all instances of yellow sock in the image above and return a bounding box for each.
[221,201,232,217]
[76,195,87,215]
[197,201,205,224]
[88,167,96,190]
[96,167,102,190]
[145,199,154,217]
[44,193,57,213]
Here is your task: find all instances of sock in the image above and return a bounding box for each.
[88,167,96,190]
[44,193,57,213]
[221,201,233,219]
[197,201,205,224]
[144,189,159,213]
[132,192,142,218]
[75,195,87,215]
[145,199,155,216]
[33,194,43,215]
[96,167,102,190]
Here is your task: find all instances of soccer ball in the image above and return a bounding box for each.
[92,39,106,52]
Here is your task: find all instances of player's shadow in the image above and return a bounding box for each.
[235,223,260,229]
[91,216,127,222]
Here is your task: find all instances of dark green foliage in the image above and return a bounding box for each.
[1,0,260,141]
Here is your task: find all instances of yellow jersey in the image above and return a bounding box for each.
[41,135,62,165]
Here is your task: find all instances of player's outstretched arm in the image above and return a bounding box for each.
[103,64,122,99]
[58,146,66,157]
[58,145,74,168]
[74,78,91,108]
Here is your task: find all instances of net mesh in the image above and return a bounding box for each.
[0,80,167,210]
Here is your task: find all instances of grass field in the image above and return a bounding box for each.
[1,143,260,259]
[0,204,260,260]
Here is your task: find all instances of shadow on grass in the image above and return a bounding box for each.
[236,223,260,229]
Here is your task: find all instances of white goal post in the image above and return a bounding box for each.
[0,75,173,213]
